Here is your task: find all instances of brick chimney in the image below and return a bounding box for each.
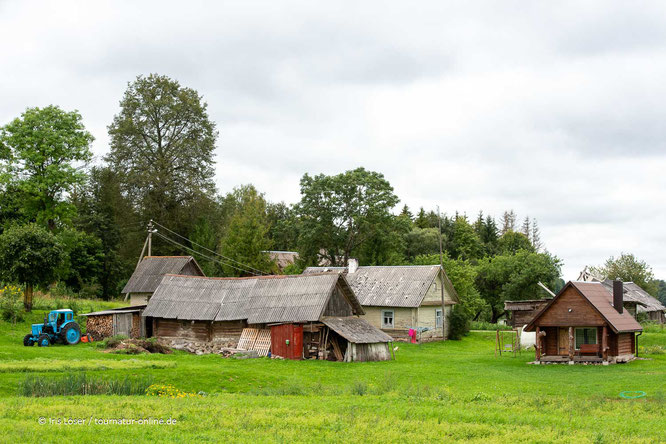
[613,279,623,314]
[348,258,359,274]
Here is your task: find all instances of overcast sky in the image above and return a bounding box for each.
[1,1,665,279]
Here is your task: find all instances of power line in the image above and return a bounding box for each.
[151,220,267,275]
[152,231,261,276]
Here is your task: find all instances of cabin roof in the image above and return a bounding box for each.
[600,280,665,313]
[525,281,643,333]
[303,265,459,308]
[142,272,363,323]
[121,256,204,294]
[321,316,394,344]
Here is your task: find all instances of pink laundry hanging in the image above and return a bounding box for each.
[408,328,417,344]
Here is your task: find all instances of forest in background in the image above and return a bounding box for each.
[0,74,662,331]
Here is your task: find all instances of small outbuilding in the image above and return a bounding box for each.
[80,305,146,340]
[122,256,205,306]
[141,272,393,361]
[525,280,643,364]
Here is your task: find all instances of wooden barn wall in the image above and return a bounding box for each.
[181,261,203,277]
[346,342,391,362]
[155,319,210,341]
[212,320,246,343]
[322,286,353,317]
[536,287,604,327]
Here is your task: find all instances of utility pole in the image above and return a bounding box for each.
[147,220,154,256]
[437,206,446,339]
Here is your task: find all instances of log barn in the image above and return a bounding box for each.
[141,272,393,361]
[304,263,459,341]
[525,280,643,364]
[122,256,205,306]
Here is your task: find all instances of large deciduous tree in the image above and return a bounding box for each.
[0,224,64,310]
[218,185,276,277]
[475,250,561,322]
[106,74,218,234]
[0,106,93,230]
[295,167,400,266]
[590,253,658,296]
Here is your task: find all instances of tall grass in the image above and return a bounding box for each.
[642,322,666,334]
[18,373,153,397]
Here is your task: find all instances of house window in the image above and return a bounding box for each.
[436,309,443,328]
[575,328,597,349]
[382,310,394,329]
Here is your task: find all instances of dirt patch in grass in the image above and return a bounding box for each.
[102,338,172,355]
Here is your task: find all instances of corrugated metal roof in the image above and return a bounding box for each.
[322,316,393,343]
[142,273,361,323]
[600,280,665,314]
[304,265,446,308]
[80,305,146,316]
[121,256,204,294]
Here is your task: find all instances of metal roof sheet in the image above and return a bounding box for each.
[304,265,445,308]
[121,256,204,294]
[322,316,393,343]
[142,273,361,323]
[600,280,665,313]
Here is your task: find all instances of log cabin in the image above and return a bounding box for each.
[141,272,393,361]
[303,262,459,341]
[525,280,643,364]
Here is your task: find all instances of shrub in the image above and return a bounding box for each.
[448,306,470,340]
[18,373,153,397]
[350,380,368,396]
[469,321,512,331]
[0,285,24,324]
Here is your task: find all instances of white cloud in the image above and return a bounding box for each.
[1,0,665,279]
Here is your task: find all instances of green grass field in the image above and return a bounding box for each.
[0,308,665,443]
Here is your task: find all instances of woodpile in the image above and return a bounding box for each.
[86,315,113,341]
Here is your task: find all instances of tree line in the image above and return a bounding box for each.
[4,73,658,332]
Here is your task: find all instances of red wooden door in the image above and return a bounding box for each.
[270,324,303,360]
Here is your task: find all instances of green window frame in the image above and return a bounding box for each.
[575,328,597,349]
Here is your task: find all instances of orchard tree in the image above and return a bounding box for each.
[295,167,400,266]
[0,224,64,310]
[107,74,218,233]
[0,106,93,229]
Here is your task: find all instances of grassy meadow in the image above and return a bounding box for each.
[0,306,664,443]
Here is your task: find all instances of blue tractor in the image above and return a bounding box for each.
[23,309,81,347]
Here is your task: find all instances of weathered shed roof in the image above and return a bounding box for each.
[142,273,363,323]
[80,305,146,317]
[322,316,393,344]
[303,265,459,308]
[121,256,204,294]
[526,281,643,333]
[600,280,665,313]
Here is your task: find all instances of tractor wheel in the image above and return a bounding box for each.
[61,323,81,345]
[23,334,35,347]
[37,334,50,347]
